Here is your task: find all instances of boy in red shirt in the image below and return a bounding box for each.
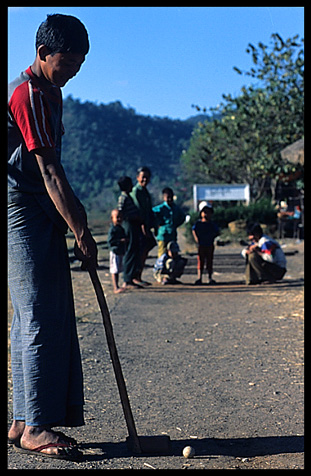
[8,14,97,460]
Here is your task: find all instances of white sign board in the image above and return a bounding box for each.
[193,184,250,210]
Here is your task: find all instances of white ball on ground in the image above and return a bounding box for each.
[182,446,195,458]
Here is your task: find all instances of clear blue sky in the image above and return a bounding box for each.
[8,6,304,120]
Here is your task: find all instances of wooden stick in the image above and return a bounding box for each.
[87,266,142,454]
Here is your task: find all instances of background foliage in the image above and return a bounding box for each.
[181,34,304,201]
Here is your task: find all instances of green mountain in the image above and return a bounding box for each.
[61,96,203,216]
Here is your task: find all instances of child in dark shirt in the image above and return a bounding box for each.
[192,205,219,285]
[117,176,143,288]
[107,209,127,293]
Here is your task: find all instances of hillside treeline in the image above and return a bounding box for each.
[61,97,199,215]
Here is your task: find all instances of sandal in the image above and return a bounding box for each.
[13,440,83,461]
[53,431,78,446]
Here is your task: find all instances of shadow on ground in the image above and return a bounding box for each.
[80,435,304,461]
[141,278,304,294]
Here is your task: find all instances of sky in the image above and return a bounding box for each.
[8,6,304,120]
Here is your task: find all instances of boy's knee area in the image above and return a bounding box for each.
[249,252,261,264]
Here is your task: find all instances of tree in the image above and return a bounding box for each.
[61,96,195,214]
[182,34,304,201]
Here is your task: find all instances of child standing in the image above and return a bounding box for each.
[107,209,127,293]
[130,166,156,284]
[192,205,219,285]
[117,176,143,289]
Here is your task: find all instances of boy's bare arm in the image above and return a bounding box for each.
[192,229,199,243]
[34,147,97,264]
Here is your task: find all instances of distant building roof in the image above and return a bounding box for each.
[281,138,304,165]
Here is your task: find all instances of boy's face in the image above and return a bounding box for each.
[248,233,260,242]
[201,209,212,221]
[168,249,178,259]
[39,48,85,87]
[163,192,174,206]
[111,210,122,226]
[137,171,150,188]
[252,233,261,242]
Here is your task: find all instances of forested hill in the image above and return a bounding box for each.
[61,96,203,215]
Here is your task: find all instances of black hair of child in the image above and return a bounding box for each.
[36,14,89,56]
[200,205,214,216]
[137,166,151,176]
[162,187,174,195]
[118,176,133,191]
[248,223,263,236]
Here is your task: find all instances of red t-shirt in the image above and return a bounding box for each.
[8,66,64,192]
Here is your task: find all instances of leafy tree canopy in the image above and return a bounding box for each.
[181,34,304,201]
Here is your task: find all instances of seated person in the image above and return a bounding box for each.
[241,223,287,285]
[153,241,187,285]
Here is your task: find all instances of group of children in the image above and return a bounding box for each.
[107,172,288,292]
[107,167,220,292]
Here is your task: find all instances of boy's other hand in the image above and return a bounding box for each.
[74,229,98,269]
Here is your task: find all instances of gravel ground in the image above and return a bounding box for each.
[7,234,304,470]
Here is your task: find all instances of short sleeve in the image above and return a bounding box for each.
[8,80,55,151]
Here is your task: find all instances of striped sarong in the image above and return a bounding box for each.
[8,191,84,427]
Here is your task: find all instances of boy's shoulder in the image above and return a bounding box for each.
[9,67,61,103]
[108,223,115,234]
[118,192,127,205]
[8,70,29,100]
[194,219,218,229]
[131,182,140,193]
[109,223,124,231]
[258,234,279,249]
[153,201,166,211]
[194,218,205,226]
[172,203,185,217]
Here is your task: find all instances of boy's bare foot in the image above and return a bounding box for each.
[20,426,74,456]
[114,287,126,294]
[8,420,25,442]
[122,281,144,289]
[133,278,151,286]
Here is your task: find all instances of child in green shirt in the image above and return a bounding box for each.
[153,187,186,257]
[130,166,156,284]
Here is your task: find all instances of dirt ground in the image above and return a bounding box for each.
[7,231,304,470]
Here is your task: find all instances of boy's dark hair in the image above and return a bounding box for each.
[36,14,89,56]
[137,166,151,177]
[118,176,133,191]
[162,187,173,196]
[200,205,213,216]
[248,223,263,237]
